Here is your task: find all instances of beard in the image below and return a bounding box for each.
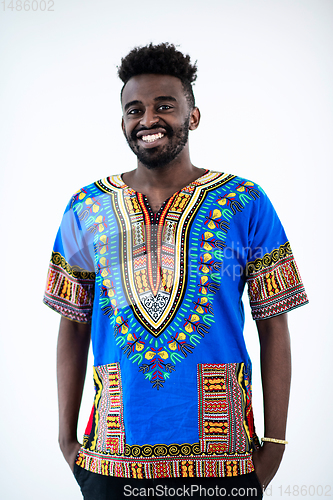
[124,117,190,169]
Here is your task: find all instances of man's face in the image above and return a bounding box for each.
[121,74,197,169]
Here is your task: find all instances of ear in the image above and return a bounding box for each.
[189,107,200,131]
[121,117,126,136]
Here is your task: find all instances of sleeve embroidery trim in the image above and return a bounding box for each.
[245,241,292,276]
[51,251,95,280]
[43,253,95,322]
[246,242,308,320]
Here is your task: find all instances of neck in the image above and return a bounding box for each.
[124,147,203,195]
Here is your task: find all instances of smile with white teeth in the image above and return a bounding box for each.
[141,132,164,143]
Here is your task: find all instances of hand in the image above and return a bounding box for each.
[252,442,285,491]
[59,438,82,472]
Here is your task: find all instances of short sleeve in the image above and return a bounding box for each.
[43,196,96,323]
[245,188,308,320]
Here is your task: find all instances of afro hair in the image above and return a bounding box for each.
[118,43,197,108]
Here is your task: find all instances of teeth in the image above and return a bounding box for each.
[141,133,164,143]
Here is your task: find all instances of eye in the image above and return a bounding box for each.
[158,104,172,111]
[127,108,142,116]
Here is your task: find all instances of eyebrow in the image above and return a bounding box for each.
[124,100,142,111]
[154,95,177,103]
[124,95,177,111]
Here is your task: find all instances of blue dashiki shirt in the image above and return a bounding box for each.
[43,170,308,479]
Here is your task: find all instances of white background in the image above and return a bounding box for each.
[0,0,332,499]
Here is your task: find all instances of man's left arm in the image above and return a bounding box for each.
[252,312,291,490]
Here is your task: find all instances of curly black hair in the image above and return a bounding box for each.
[118,43,197,108]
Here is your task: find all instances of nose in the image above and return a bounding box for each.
[140,107,159,128]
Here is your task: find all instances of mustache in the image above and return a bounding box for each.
[130,124,174,142]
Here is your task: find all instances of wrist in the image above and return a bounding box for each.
[261,437,288,445]
[58,438,82,471]
[261,441,285,458]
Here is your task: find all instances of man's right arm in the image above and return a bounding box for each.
[57,316,91,471]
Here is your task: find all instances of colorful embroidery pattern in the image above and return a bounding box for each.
[83,363,125,455]
[241,364,258,448]
[76,449,254,478]
[197,364,251,455]
[76,361,256,477]
[43,252,95,322]
[246,242,309,319]
[90,173,271,390]
[50,251,95,280]
[99,172,233,337]
[93,172,240,389]
[69,185,124,326]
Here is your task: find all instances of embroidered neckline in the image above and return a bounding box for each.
[108,169,212,194]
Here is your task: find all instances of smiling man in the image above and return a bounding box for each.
[44,43,308,500]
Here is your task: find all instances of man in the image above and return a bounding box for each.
[44,43,308,499]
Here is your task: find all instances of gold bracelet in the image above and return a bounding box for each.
[261,437,288,445]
